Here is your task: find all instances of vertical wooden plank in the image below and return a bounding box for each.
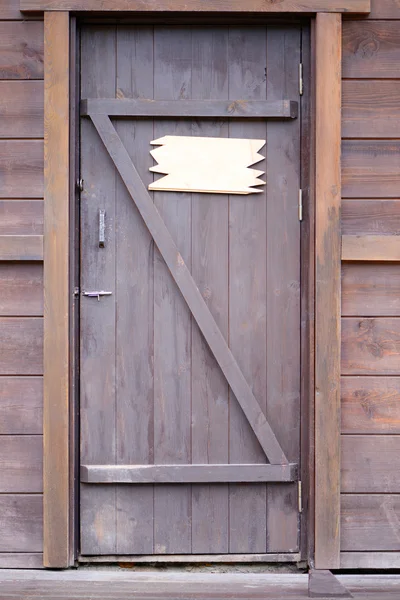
[314,12,342,569]
[228,27,267,554]
[266,27,301,553]
[153,27,192,554]
[191,27,229,554]
[80,25,117,556]
[43,10,70,568]
[115,25,154,555]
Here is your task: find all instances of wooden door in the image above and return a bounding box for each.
[79,23,303,558]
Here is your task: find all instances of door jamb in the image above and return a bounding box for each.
[42,5,347,569]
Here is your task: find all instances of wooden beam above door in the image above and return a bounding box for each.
[20,0,370,13]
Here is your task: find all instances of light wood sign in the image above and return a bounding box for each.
[149,135,266,195]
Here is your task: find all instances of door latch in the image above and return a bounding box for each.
[82,291,113,301]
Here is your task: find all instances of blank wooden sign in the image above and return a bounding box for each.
[149,135,266,195]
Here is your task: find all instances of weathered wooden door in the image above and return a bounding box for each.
[79,23,303,558]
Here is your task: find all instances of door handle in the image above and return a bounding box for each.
[82,291,113,301]
[99,209,106,247]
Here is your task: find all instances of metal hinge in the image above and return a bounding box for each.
[299,63,303,96]
[76,178,84,192]
[298,480,303,513]
[298,189,303,221]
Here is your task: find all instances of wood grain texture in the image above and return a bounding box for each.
[0,141,43,198]
[0,21,44,80]
[0,200,43,235]
[19,0,371,12]
[0,553,43,568]
[342,495,400,551]
[369,0,400,18]
[0,263,43,316]
[342,141,400,199]
[0,436,43,492]
[0,235,43,260]
[81,464,298,484]
[342,200,400,236]
[314,12,342,570]
[0,0,23,19]
[0,495,42,551]
[343,81,400,139]
[0,377,43,434]
[342,318,400,375]
[0,317,43,374]
[0,82,44,138]
[342,263,400,317]
[343,21,400,79]
[342,235,400,262]
[340,552,400,569]
[342,435,400,493]
[82,98,297,119]
[43,10,70,568]
[342,377,400,434]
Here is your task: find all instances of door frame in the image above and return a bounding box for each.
[23,0,371,569]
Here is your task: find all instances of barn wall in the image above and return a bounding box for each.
[0,0,44,568]
[0,0,400,570]
[341,0,400,569]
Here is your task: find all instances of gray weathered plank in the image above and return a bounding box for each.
[342,494,400,551]
[342,318,400,375]
[0,200,43,235]
[82,98,298,118]
[0,141,43,198]
[0,235,43,260]
[80,24,117,556]
[0,21,44,80]
[342,377,400,434]
[342,263,400,317]
[115,24,154,556]
[190,27,229,555]
[0,263,43,316]
[0,82,44,138]
[81,464,298,484]
[152,27,192,554]
[265,26,301,554]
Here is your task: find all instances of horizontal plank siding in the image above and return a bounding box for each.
[343,21,400,79]
[342,200,400,236]
[0,377,43,434]
[342,141,400,199]
[0,317,43,375]
[342,435,400,493]
[0,21,44,80]
[342,235,400,261]
[342,318,400,375]
[0,141,44,198]
[0,263,43,316]
[0,235,43,261]
[369,0,400,18]
[343,81,400,138]
[0,82,44,137]
[0,436,43,493]
[0,495,42,552]
[342,263,400,317]
[342,495,400,551]
[342,376,400,434]
[0,201,43,235]
[0,554,43,569]
[0,0,23,19]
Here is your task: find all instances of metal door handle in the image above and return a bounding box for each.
[82,291,113,301]
[99,209,106,247]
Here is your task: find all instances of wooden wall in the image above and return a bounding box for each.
[1,0,400,571]
[0,0,44,569]
[341,0,400,569]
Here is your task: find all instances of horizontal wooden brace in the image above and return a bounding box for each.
[81,463,298,484]
[342,235,400,262]
[81,99,298,119]
[20,0,371,13]
[0,235,43,261]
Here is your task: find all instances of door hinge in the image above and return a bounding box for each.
[299,63,303,96]
[74,287,80,298]
[298,480,303,513]
[298,189,303,221]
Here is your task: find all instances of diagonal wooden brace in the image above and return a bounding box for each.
[90,113,289,466]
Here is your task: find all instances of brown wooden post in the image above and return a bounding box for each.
[43,10,70,568]
[314,11,342,569]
